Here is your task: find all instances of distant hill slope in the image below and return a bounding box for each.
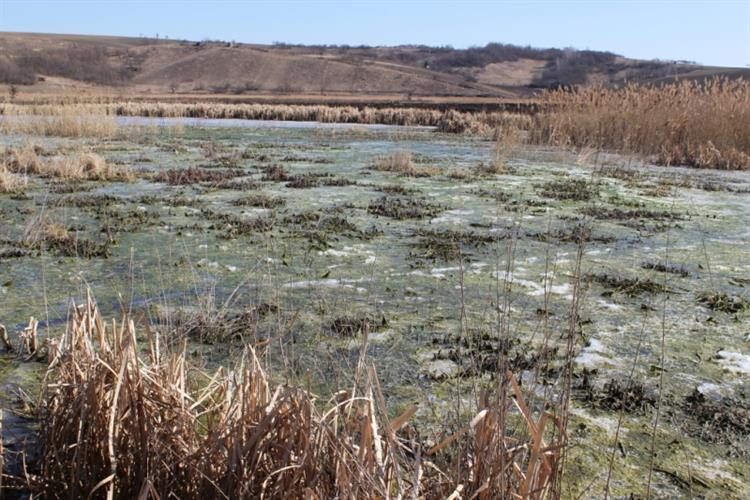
[1,32,748,99]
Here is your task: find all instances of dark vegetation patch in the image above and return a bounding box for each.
[282,210,379,250]
[48,182,95,194]
[285,173,356,189]
[25,229,111,259]
[206,178,261,190]
[580,205,683,221]
[285,174,320,189]
[588,273,668,297]
[167,303,279,344]
[327,315,387,337]
[278,155,333,164]
[537,178,598,201]
[409,228,501,264]
[154,167,243,186]
[136,194,205,208]
[371,184,418,196]
[430,332,560,380]
[200,209,275,238]
[526,225,613,244]
[0,246,29,260]
[367,196,443,219]
[682,389,750,454]
[503,198,550,213]
[51,194,121,208]
[319,176,357,187]
[98,207,161,237]
[597,166,643,182]
[231,193,285,209]
[641,261,690,277]
[696,292,748,313]
[261,164,290,182]
[575,372,655,413]
[474,189,512,203]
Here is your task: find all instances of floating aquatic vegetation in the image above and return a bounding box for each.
[576,375,656,413]
[261,164,290,181]
[696,292,748,313]
[367,196,443,219]
[327,315,387,337]
[683,389,750,453]
[641,261,691,277]
[588,273,668,297]
[154,167,243,185]
[538,177,598,201]
[231,193,285,209]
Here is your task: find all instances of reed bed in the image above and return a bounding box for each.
[6,291,567,499]
[0,103,118,138]
[0,101,528,137]
[2,80,747,170]
[531,78,750,170]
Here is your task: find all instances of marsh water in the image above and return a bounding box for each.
[1,119,749,498]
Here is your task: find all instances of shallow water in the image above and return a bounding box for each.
[1,120,749,498]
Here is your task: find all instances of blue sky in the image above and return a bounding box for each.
[0,1,748,67]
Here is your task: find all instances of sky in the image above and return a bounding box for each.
[0,0,748,67]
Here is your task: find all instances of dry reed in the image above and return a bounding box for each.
[12,291,566,499]
[0,165,27,193]
[532,78,750,170]
[0,103,118,138]
[372,151,441,177]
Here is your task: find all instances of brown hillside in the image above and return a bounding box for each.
[1,31,748,100]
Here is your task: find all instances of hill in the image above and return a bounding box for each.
[1,32,748,102]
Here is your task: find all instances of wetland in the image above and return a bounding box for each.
[1,118,749,498]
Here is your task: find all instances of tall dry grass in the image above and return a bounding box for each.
[372,150,441,177]
[13,291,567,499]
[1,145,133,183]
[0,165,27,193]
[532,78,750,169]
[0,103,118,137]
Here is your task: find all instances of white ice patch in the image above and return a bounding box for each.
[431,209,474,225]
[570,408,624,436]
[319,249,350,257]
[715,350,750,374]
[575,338,612,368]
[597,298,622,311]
[431,266,460,274]
[283,278,369,291]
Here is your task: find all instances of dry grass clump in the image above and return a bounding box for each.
[489,123,523,173]
[45,153,134,182]
[1,145,132,182]
[372,151,441,177]
[0,165,27,193]
[532,78,750,170]
[15,291,566,499]
[0,103,118,137]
